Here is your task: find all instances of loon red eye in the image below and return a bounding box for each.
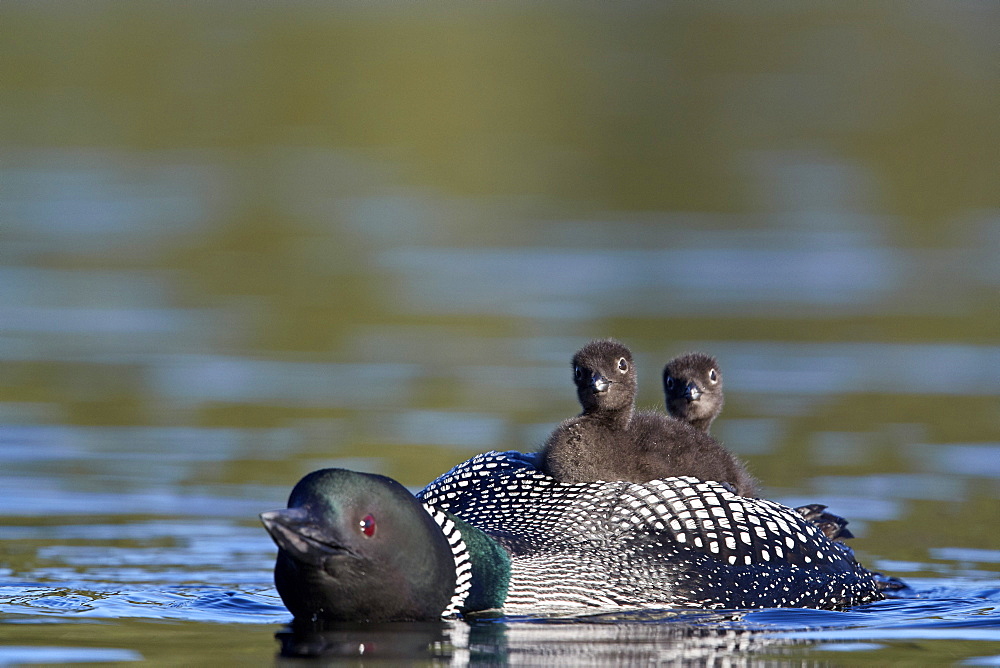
[359,514,376,537]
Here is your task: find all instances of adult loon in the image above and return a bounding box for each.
[540,340,757,497]
[261,451,887,622]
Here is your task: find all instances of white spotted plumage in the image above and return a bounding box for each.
[418,450,882,612]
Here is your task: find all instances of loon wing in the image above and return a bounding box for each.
[418,451,882,610]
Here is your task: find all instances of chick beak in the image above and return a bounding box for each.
[591,373,612,393]
[684,382,702,402]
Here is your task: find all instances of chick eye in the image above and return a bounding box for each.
[617,358,628,372]
[708,369,718,383]
[574,366,583,380]
[359,514,376,537]
[665,376,674,390]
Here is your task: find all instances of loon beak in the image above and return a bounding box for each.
[591,373,612,393]
[684,382,702,402]
[261,507,352,565]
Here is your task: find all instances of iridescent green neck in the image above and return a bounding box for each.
[449,513,510,615]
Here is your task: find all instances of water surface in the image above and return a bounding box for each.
[1,2,998,665]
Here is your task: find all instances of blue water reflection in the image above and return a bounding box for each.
[0,646,142,665]
[150,357,422,407]
[928,444,1000,478]
[381,244,902,314]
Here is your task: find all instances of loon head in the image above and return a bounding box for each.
[663,353,724,432]
[571,339,638,416]
[261,468,458,622]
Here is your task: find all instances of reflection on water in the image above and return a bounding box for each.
[0,646,143,665]
[1,1,998,665]
[274,612,809,664]
[151,357,422,408]
[277,620,455,661]
[266,599,1000,665]
[380,243,904,315]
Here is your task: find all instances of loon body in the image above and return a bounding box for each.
[419,451,880,613]
[262,452,886,621]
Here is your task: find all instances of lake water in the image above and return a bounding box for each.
[1,3,998,665]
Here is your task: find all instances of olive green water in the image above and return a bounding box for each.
[1,3,998,665]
